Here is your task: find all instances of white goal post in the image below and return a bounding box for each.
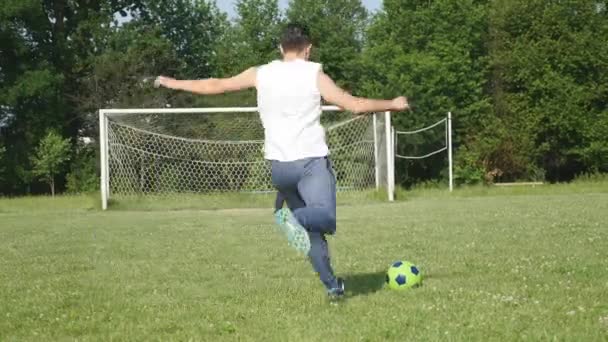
[99,107,396,210]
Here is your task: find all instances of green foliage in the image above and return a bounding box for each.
[30,130,71,196]
[459,121,540,183]
[488,0,608,181]
[1,0,607,195]
[0,144,5,183]
[216,0,283,75]
[135,0,229,79]
[362,0,490,117]
[211,0,283,106]
[0,0,139,194]
[360,0,491,186]
[286,0,368,89]
[76,24,180,112]
[573,172,608,185]
[66,144,99,194]
[453,145,486,186]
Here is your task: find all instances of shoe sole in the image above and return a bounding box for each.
[277,210,311,255]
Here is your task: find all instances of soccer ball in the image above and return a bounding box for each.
[386,260,422,290]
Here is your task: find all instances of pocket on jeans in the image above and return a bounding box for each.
[302,157,317,170]
[302,157,322,177]
[326,158,337,182]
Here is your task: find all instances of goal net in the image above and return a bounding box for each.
[393,112,453,191]
[99,107,395,210]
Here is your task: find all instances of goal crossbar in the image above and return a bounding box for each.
[101,106,342,116]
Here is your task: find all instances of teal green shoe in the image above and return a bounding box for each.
[274,208,311,255]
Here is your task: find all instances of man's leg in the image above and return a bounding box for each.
[308,232,339,290]
[271,161,311,255]
[292,157,337,235]
[292,157,342,293]
[274,191,286,213]
[281,190,337,290]
[271,157,342,295]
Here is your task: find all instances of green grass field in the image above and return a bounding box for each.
[1,183,608,341]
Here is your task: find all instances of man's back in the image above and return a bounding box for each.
[256,59,327,162]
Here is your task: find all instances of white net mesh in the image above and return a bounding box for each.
[103,109,389,207]
[393,116,453,191]
[394,118,448,160]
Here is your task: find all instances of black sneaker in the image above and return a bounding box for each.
[327,277,345,303]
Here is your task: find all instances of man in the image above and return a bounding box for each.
[155,23,409,302]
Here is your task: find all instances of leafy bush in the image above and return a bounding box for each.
[454,146,485,186]
[0,144,5,183]
[31,130,71,196]
[66,143,99,194]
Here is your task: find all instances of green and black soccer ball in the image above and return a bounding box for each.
[386,260,422,290]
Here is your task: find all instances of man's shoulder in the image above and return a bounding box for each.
[303,61,323,75]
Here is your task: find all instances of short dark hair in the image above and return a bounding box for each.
[280,23,312,53]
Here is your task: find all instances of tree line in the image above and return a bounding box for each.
[0,0,606,196]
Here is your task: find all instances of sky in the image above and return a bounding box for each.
[215,0,382,18]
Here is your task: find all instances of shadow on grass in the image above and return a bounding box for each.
[343,271,387,298]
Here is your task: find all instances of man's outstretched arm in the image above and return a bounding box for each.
[155,67,257,95]
[317,71,409,114]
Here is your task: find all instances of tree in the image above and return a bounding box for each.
[360,0,491,186]
[286,0,368,90]
[0,0,69,193]
[0,144,5,184]
[0,0,229,195]
[0,0,141,194]
[211,0,283,106]
[488,0,608,181]
[216,0,283,76]
[66,141,99,194]
[135,0,229,79]
[31,131,71,196]
[76,24,182,127]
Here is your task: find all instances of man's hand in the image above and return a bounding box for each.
[391,96,409,111]
[318,71,410,114]
[154,76,176,89]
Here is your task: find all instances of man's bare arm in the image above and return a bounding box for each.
[317,71,408,114]
[155,67,257,95]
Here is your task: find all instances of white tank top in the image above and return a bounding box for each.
[256,59,328,162]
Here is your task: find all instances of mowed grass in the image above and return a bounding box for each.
[1,187,608,341]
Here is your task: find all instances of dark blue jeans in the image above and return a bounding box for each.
[271,156,338,290]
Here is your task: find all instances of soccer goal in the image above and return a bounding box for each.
[393,112,453,191]
[99,107,396,210]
